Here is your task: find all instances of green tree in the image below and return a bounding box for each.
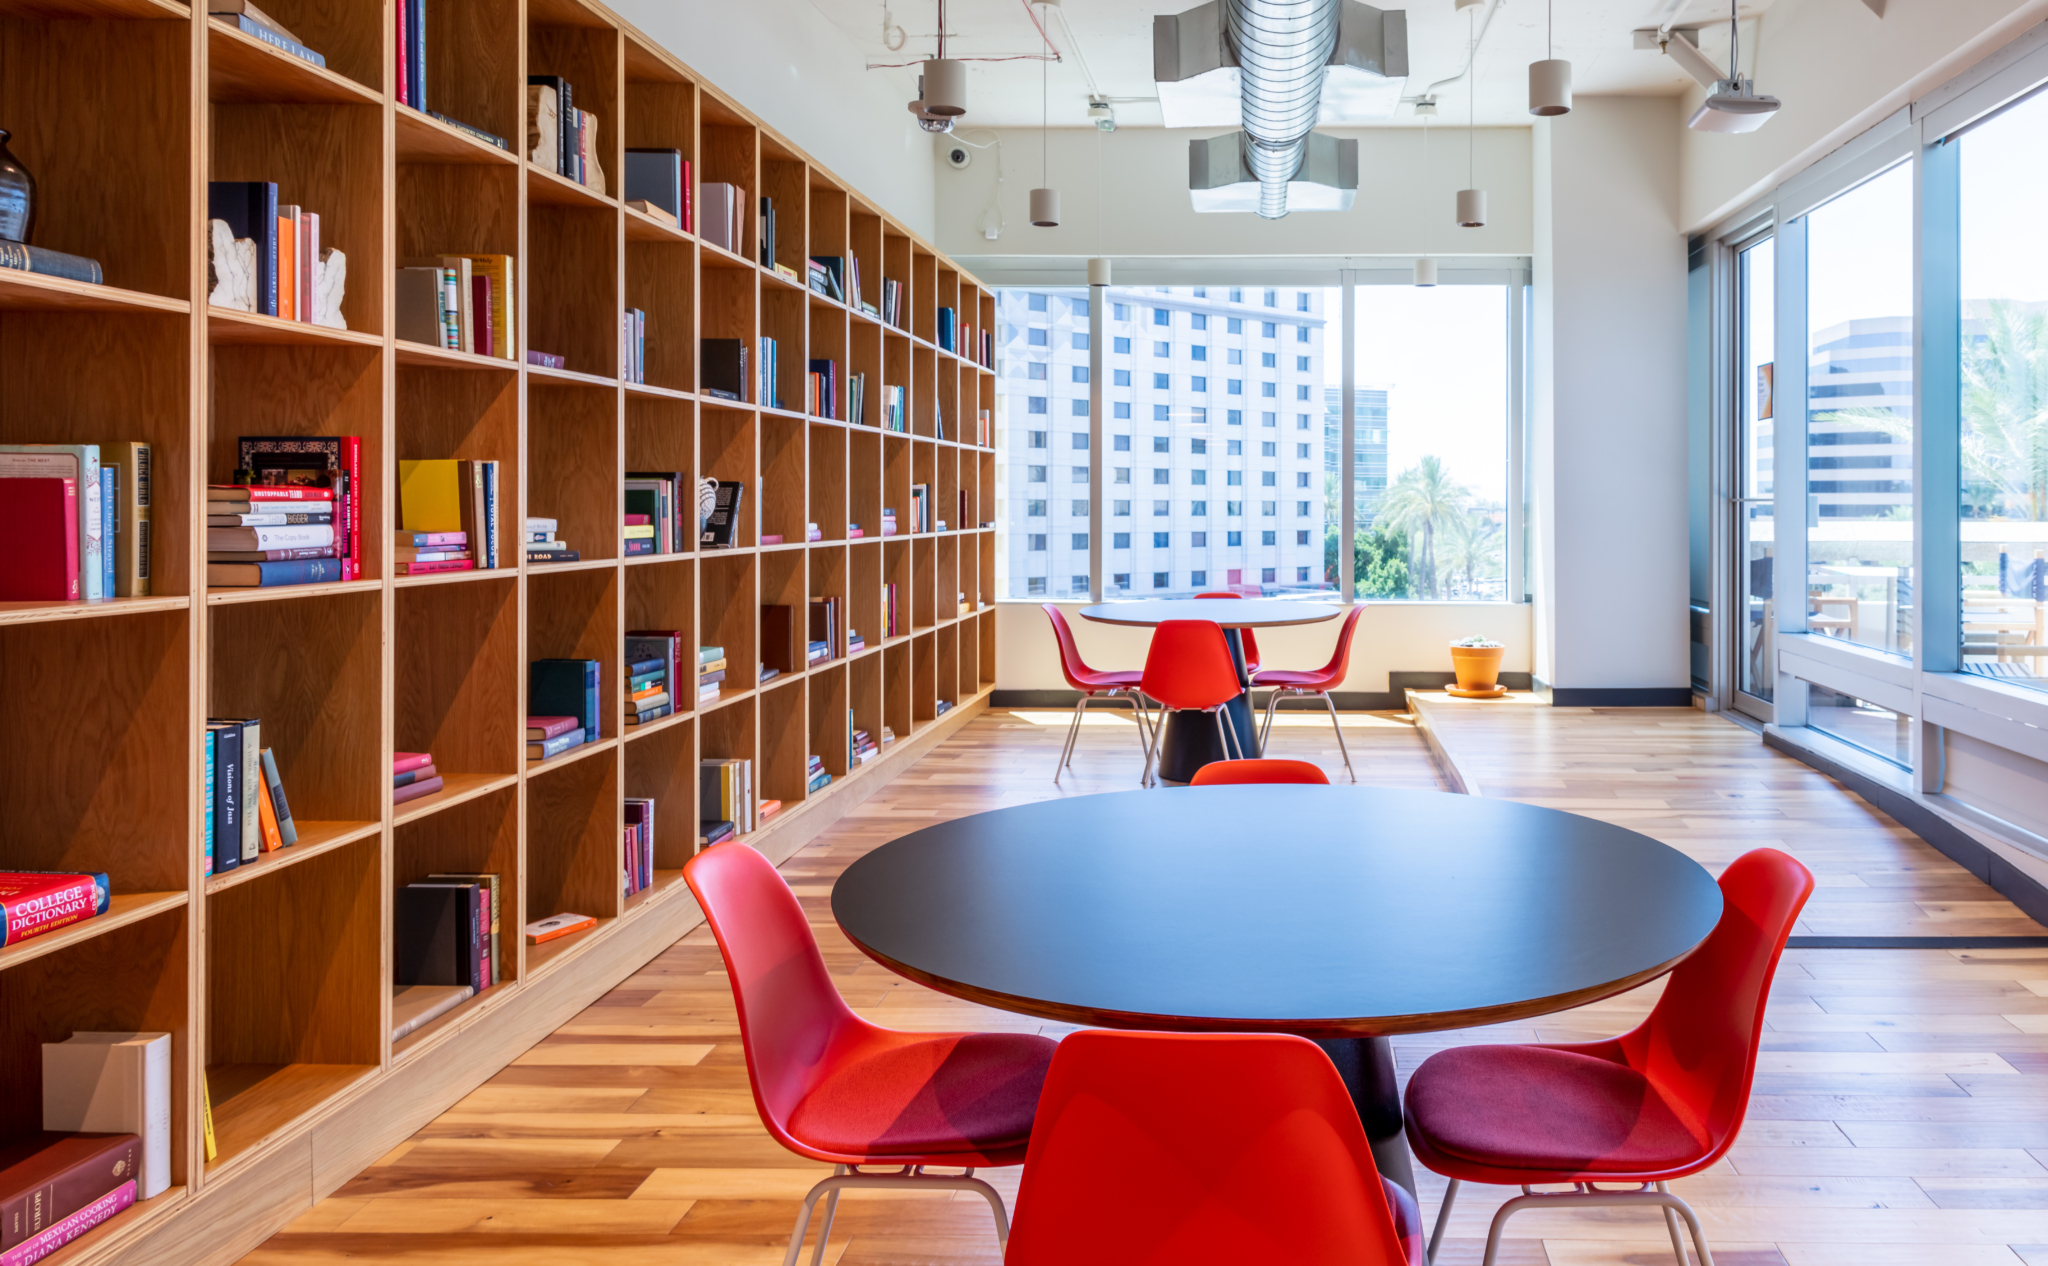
[1437,507,1503,597]
[1376,456,1471,598]
[1321,523,1410,598]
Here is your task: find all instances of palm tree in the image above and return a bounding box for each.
[1437,508,1502,597]
[1376,456,1471,598]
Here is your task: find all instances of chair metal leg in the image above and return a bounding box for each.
[806,1185,842,1266]
[1126,692,1156,786]
[1260,688,1282,751]
[1657,1181,1700,1266]
[1426,1177,1459,1265]
[1474,1183,1714,1266]
[1053,694,1089,783]
[1321,691,1356,783]
[1214,709,1235,764]
[784,1164,1011,1266]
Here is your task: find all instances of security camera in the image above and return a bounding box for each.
[946,145,972,170]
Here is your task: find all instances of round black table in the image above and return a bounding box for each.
[1077,599,1342,783]
[832,786,1724,1196]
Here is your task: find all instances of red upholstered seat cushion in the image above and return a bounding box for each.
[1405,1045,1707,1174]
[1076,669,1145,691]
[789,1031,1057,1157]
[1250,669,1330,689]
[1383,1176,1427,1266]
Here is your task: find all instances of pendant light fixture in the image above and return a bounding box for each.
[1529,0,1572,116]
[1029,5,1060,228]
[1455,1,1486,229]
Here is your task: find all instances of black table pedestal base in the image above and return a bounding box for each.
[1155,697,1261,784]
[1312,1036,1417,1198]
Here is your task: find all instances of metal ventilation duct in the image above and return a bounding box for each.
[1156,0,1406,218]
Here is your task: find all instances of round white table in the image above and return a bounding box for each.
[1077,599,1343,782]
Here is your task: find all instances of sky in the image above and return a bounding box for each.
[1961,89,2048,303]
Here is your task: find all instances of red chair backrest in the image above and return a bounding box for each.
[1196,592,1259,666]
[1617,847,1814,1163]
[682,842,856,1152]
[1041,603,1097,692]
[1190,759,1329,786]
[1006,1031,1412,1265]
[1318,604,1367,681]
[1139,619,1241,711]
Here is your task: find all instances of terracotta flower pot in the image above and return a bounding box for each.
[1450,645,1505,692]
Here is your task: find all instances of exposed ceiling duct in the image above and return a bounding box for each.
[1155,0,1406,218]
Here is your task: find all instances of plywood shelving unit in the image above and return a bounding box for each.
[0,0,997,1261]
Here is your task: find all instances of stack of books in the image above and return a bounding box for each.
[0,441,149,601]
[804,522,823,543]
[881,508,898,537]
[527,76,605,192]
[848,521,866,540]
[526,912,596,944]
[212,0,324,64]
[623,798,654,898]
[626,630,686,725]
[9,1031,174,1256]
[622,307,646,383]
[527,516,577,564]
[206,483,343,588]
[530,658,601,752]
[624,471,686,554]
[698,647,727,704]
[394,873,499,1038]
[882,583,901,638]
[880,384,906,432]
[806,755,830,795]
[807,255,846,301]
[398,458,499,573]
[806,358,838,418]
[850,712,879,766]
[0,1128,144,1258]
[526,715,584,759]
[393,750,442,806]
[396,255,517,358]
[207,182,337,324]
[626,652,669,725]
[623,513,655,556]
[203,718,297,875]
[700,757,753,846]
[228,434,363,580]
[759,798,783,823]
[847,626,866,654]
[882,724,898,749]
[936,699,955,717]
[0,872,111,948]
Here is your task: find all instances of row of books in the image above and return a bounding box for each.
[392,872,500,1040]
[806,358,838,418]
[934,308,995,369]
[210,434,364,586]
[758,196,779,271]
[850,710,884,766]
[392,0,511,149]
[809,596,846,664]
[879,278,906,329]
[0,441,148,602]
[883,581,902,639]
[0,1032,172,1261]
[623,471,689,555]
[876,384,906,432]
[699,183,747,256]
[527,516,578,564]
[399,458,502,572]
[393,750,442,806]
[530,658,601,757]
[213,0,323,67]
[624,798,655,898]
[528,76,605,193]
[396,255,517,360]
[208,182,337,326]
[204,717,298,874]
[623,150,690,231]
[623,308,647,384]
[700,757,755,845]
[910,482,932,534]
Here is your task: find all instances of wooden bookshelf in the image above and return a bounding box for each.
[0,1,999,1263]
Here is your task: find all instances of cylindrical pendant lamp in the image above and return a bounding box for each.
[921,58,967,116]
[1456,188,1487,228]
[1529,58,1573,116]
[1414,257,1438,287]
[1030,187,1061,227]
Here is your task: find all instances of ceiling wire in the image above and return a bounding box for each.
[1406,0,1504,102]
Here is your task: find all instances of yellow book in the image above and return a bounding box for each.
[398,459,465,532]
[202,1073,217,1162]
[458,254,516,361]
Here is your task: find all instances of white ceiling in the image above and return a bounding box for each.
[807,0,1782,130]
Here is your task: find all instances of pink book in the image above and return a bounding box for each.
[395,530,467,547]
[393,752,434,775]
[623,513,652,526]
[525,716,578,739]
[1,1180,134,1266]
[393,776,444,805]
[397,559,476,575]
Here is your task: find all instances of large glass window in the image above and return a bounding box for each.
[1738,237,1776,704]
[1348,285,1511,600]
[1957,90,2048,688]
[1804,162,1916,656]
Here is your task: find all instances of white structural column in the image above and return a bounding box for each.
[1530,97,1692,701]
[1088,257,1109,601]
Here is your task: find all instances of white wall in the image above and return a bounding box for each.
[933,125,1533,262]
[609,0,936,238]
[1532,97,1692,696]
[996,600,1532,696]
[1679,0,2048,231]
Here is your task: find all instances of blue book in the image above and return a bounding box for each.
[481,460,498,568]
[99,465,116,603]
[207,557,344,587]
[203,728,215,878]
[216,13,327,67]
[527,726,585,760]
[208,722,240,873]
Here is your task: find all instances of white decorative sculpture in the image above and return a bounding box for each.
[314,248,347,329]
[207,219,256,312]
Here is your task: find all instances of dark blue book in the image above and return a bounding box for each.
[530,658,601,739]
[208,180,277,316]
[207,721,241,872]
[624,149,684,221]
[481,460,498,568]
[406,0,425,110]
[215,13,326,67]
[207,557,344,587]
[99,465,116,602]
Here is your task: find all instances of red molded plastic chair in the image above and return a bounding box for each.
[1043,603,1153,786]
[1403,847,1815,1266]
[1189,758,1329,786]
[683,841,1057,1266]
[1251,604,1366,783]
[1005,1031,1425,1265]
[1195,591,1259,674]
[1138,619,1248,783]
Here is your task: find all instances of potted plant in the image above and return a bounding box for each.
[1448,636,1506,697]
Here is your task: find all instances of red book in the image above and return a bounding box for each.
[0,1179,134,1266]
[208,484,330,501]
[622,514,652,526]
[682,160,693,233]
[0,873,110,948]
[525,716,578,739]
[342,436,362,581]
[473,275,493,358]
[393,776,445,805]
[393,752,434,775]
[0,1134,139,1253]
[396,559,475,575]
[0,478,78,601]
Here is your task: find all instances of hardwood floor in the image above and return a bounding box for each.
[242,703,2048,1266]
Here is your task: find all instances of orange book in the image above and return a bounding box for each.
[276,213,296,320]
[758,798,783,822]
[254,764,285,852]
[525,913,596,944]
